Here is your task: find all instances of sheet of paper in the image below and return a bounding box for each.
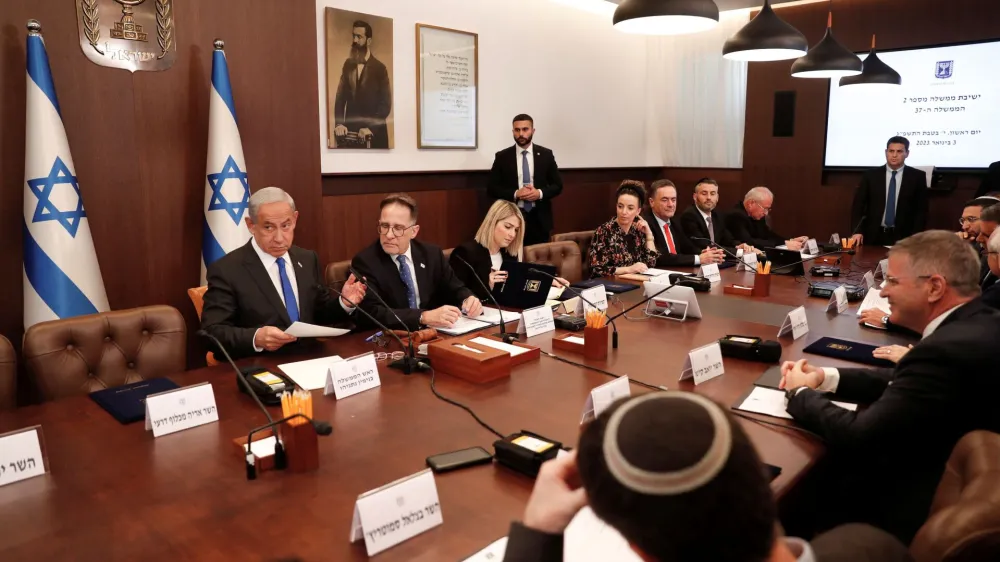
[479,307,521,325]
[244,435,278,457]
[437,316,493,336]
[737,386,857,420]
[469,336,531,357]
[547,285,565,300]
[284,322,350,338]
[856,286,891,317]
[564,507,643,562]
[563,336,585,345]
[277,355,344,391]
[461,537,509,561]
[641,268,687,277]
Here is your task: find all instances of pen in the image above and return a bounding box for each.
[364,331,383,343]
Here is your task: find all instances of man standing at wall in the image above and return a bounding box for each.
[850,136,928,246]
[487,114,564,246]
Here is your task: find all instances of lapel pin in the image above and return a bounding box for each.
[420,263,426,269]
[297,261,303,268]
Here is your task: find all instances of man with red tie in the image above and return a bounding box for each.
[641,179,725,267]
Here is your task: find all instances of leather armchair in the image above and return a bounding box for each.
[0,335,15,411]
[524,241,583,283]
[23,306,186,402]
[324,260,352,293]
[552,231,595,279]
[911,430,1000,562]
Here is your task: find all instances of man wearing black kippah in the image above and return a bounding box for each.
[502,393,912,562]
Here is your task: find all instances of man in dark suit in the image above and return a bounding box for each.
[850,136,928,246]
[680,178,759,255]
[977,203,1000,290]
[202,187,367,359]
[780,230,1000,543]
[487,114,563,246]
[642,179,724,267]
[726,187,808,250]
[332,20,392,149]
[974,160,1000,198]
[351,193,480,330]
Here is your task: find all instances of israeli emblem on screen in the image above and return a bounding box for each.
[935,60,954,79]
[76,0,176,71]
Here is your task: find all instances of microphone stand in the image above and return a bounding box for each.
[691,236,755,271]
[452,254,517,343]
[327,283,427,375]
[605,281,679,322]
[244,413,333,481]
[528,268,620,349]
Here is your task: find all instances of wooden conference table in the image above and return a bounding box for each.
[0,248,910,562]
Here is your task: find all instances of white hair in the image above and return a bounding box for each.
[744,186,773,203]
[248,187,296,222]
[989,228,1000,254]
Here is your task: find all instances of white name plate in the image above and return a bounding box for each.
[736,251,758,272]
[580,376,631,424]
[826,285,849,314]
[875,259,889,279]
[349,468,443,556]
[830,233,841,244]
[777,306,809,340]
[700,263,721,283]
[679,342,725,385]
[144,382,219,437]
[516,305,556,337]
[0,426,47,487]
[326,352,381,399]
[863,270,876,289]
[806,238,819,255]
[575,285,608,314]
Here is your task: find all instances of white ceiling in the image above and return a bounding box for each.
[604,0,804,10]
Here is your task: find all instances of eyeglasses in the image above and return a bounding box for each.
[377,222,416,237]
[375,351,405,362]
[959,216,981,226]
[752,200,772,214]
[882,274,934,287]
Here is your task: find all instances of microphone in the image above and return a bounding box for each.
[196,329,286,473]
[768,249,848,274]
[324,282,427,375]
[528,268,619,349]
[346,267,422,372]
[244,412,333,480]
[451,254,517,344]
[691,237,754,272]
[849,215,866,239]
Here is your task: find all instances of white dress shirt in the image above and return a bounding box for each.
[882,165,905,227]
[812,303,965,393]
[389,244,422,307]
[356,49,370,81]
[514,143,542,203]
[651,212,700,265]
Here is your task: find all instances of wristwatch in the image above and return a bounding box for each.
[881,314,890,326]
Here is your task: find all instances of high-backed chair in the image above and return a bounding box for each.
[552,230,595,279]
[187,286,218,366]
[324,260,352,293]
[524,241,583,283]
[911,430,1000,562]
[0,335,16,411]
[23,306,186,402]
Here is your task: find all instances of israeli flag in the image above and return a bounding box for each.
[201,40,251,284]
[23,22,109,329]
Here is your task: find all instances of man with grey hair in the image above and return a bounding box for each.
[779,230,1000,543]
[202,187,367,358]
[725,186,808,251]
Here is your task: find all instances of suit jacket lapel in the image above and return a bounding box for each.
[377,247,410,308]
[242,243,291,325]
[645,210,668,251]
[411,242,433,307]
[289,247,313,323]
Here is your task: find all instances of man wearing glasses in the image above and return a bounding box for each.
[778,230,1000,544]
[956,197,999,243]
[351,193,481,330]
[725,186,808,251]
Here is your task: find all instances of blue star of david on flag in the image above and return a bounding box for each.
[206,155,250,225]
[27,156,87,238]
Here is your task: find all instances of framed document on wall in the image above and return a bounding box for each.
[416,24,478,149]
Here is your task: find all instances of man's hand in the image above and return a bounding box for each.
[699,247,726,265]
[779,359,825,391]
[515,185,534,200]
[785,239,804,251]
[873,344,912,364]
[462,296,483,318]
[521,186,542,201]
[333,124,348,137]
[858,308,889,328]
[340,273,366,308]
[522,451,588,535]
[421,305,462,327]
[358,127,373,140]
[254,326,296,352]
[850,233,864,246]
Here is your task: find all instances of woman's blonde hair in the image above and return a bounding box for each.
[475,200,526,259]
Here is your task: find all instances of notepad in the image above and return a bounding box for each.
[436,316,493,336]
[736,386,857,420]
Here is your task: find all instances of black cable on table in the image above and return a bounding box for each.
[426,366,506,439]
[540,350,666,391]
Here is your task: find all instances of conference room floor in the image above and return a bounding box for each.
[0,249,912,562]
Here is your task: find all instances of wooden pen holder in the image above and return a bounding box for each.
[752,273,771,297]
[280,421,319,473]
[583,325,609,360]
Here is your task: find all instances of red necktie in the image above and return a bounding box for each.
[664,223,677,254]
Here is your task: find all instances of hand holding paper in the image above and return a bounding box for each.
[284,322,350,338]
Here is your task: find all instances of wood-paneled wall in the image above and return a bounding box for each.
[0,0,322,368]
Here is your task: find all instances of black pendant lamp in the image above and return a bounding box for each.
[723,0,808,62]
[613,0,720,35]
[839,35,902,88]
[790,12,862,79]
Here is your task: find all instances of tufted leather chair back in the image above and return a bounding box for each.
[324,260,352,293]
[911,430,1000,562]
[23,306,187,402]
[524,241,583,283]
[552,231,595,279]
[0,335,15,411]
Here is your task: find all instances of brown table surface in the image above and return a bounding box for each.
[0,249,907,562]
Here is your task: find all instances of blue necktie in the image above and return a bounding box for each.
[520,150,534,213]
[275,257,299,323]
[885,170,897,228]
[397,255,418,309]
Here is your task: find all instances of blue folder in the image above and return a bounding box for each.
[89,378,179,424]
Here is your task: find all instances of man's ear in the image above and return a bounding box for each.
[244,216,253,231]
[411,225,420,238]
